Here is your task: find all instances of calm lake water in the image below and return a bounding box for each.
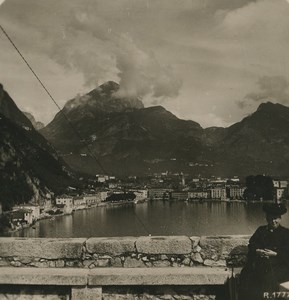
[6,201,289,238]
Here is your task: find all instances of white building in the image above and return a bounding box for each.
[229,187,245,199]
[56,196,73,207]
[210,188,226,200]
[13,204,40,221]
[83,194,102,205]
[188,191,209,199]
[131,189,148,201]
[276,188,286,200]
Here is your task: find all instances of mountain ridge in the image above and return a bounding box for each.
[3,81,289,177]
[0,85,78,210]
[40,82,289,176]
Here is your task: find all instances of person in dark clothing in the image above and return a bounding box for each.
[238,203,289,300]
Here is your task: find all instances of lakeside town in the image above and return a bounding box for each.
[0,172,288,233]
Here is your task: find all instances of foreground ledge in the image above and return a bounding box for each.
[0,267,231,286]
[0,267,88,285]
[89,267,231,285]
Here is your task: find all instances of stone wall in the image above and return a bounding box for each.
[0,235,249,268]
[0,236,250,300]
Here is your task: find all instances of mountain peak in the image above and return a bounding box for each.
[23,111,44,130]
[100,81,119,91]
[257,101,288,112]
[62,81,144,114]
[0,84,33,128]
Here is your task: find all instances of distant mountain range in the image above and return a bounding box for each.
[0,84,77,210]
[23,111,44,130]
[39,81,289,177]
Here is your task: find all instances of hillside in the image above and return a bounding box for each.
[0,85,77,210]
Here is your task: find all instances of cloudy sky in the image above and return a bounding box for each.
[1,0,289,127]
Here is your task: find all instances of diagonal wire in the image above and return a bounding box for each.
[0,24,151,235]
[0,24,107,174]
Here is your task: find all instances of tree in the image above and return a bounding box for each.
[244,175,274,201]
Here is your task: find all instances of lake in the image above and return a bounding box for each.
[5,200,289,238]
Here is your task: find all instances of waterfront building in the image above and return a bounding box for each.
[171,191,189,200]
[13,204,40,221]
[276,188,286,200]
[83,194,102,205]
[11,208,33,225]
[130,189,148,201]
[273,180,288,188]
[210,188,226,200]
[99,191,109,202]
[188,190,209,199]
[228,187,245,200]
[280,180,288,188]
[148,188,172,200]
[273,180,280,188]
[56,196,73,207]
[73,196,86,207]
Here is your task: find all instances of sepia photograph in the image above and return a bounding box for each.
[1,0,289,299]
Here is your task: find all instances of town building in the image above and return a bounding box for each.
[73,196,86,207]
[210,188,227,200]
[188,190,209,199]
[13,204,40,221]
[83,194,102,206]
[11,209,33,226]
[56,196,73,207]
[130,189,148,201]
[228,187,245,200]
[276,188,286,201]
[170,191,189,200]
[148,188,172,200]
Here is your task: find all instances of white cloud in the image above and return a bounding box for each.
[1,0,289,126]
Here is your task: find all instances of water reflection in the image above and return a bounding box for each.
[6,201,289,238]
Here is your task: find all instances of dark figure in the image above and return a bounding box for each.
[239,203,289,300]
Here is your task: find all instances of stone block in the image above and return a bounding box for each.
[0,260,9,267]
[86,237,136,255]
[55,260,65,268]
[136,236,192,254]
[153,260,171,267]
[199,235,249,261]
[111,257,123,267]
[71,286,102,300]
[182,258,191,266]
[0,267,88,285]
[94,259,110,267]
[0,238,86,259]
[16,257,33,264]
[190,236,200,248]
[191,253,203,264]
[10,261,22,267]
[88,267,231,285]
[30,261,49,268]
[123,257,146,268]
[203,259,227,267]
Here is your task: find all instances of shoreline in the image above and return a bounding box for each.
[2,198,287,235]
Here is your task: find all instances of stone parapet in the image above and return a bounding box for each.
[135,236,192,254]
[0,238,86,259]
[0,236,248,299]
[88,267,231,285]
[0,235,250,268]
[86,237,136,255]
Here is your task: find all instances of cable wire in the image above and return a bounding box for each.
[0,24,151,235]
[0,24,107,174]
